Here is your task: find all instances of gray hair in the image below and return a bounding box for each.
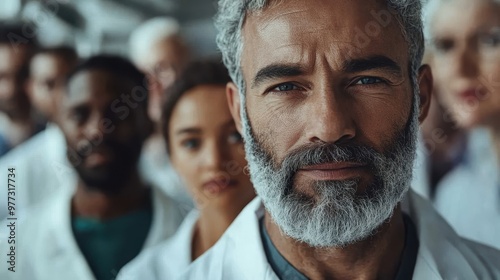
[215,0,425,98]
[129,17,181,65]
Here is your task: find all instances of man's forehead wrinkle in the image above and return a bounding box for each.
[258,6,311,32]
[298,27,340,37]
[274,43,302,50]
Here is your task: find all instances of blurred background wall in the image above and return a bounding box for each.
[0,0,219,58]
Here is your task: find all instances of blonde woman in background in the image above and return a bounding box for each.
[426,0,500,249]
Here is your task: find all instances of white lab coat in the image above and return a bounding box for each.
[412,128,500,250]
[117,210,200,280]
[179,191,500,280]
[0,184,186,280]
[0,124,75,221]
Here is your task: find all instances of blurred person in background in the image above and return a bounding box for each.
[412,52,467,199]
[0,22,43,156]
[130,17,191,122]
[118,60,256,279]
[0,55,185,280]
[129,17,192,205]
[426,0,500,249]
[0,46,78,220]
[27,46,79,125]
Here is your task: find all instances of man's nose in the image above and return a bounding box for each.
[305,87,356,144]
[84,112,106,144]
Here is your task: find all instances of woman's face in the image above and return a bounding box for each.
[168,85,255,210]
[430,0,500,129]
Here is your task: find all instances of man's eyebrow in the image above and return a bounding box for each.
[252,64,305,89]
[342,55,403,77]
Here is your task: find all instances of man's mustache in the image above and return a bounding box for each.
[279,142,382,173]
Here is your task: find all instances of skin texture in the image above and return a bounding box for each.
[59,69,153,220]
[168,85,255,260]
[226,0,432,279]
[28,53,75,122]
[430,0,500,131]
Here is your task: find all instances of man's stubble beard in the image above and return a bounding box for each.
[240,95,419,248]
[69,136,144,195]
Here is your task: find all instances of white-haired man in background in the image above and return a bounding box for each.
[129,17,192,206]
[130,17,190,122]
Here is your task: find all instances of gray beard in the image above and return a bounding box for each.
[240,99,419,248]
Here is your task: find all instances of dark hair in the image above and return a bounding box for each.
[34,46,78,65]
[0,21,39,47]
[66,55,148,108]
[0,22,39,89]
[162,60,231,153]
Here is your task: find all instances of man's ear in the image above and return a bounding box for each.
[226,82,243,134]
[417,65,433,124]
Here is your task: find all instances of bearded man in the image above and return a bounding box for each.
[157,0,499,279]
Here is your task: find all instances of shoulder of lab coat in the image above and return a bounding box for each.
[117,210,199,280]
[0,183,186,280]
[179,191,500,280]
[433,128,500,250]
[0,124,76,220]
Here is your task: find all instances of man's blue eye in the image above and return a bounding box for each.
[274,83,298,91]
[356,77,383,85]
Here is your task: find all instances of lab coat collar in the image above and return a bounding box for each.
[404,191,499,279]
[204,190,499,280]
[42,183,184,280]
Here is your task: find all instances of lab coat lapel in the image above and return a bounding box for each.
[405,191,490,280]
[222,198,279,280]
[37,188,96,280]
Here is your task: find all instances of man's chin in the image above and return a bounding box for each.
[75,167,125,194]
[292,177,370,201]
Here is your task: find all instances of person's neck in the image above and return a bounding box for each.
[192,204,242,260]
[72,171,150,220]
[265,205,406,280]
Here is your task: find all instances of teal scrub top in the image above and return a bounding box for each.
[72,203,153,280]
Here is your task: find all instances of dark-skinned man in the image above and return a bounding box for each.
[0,55,185,280]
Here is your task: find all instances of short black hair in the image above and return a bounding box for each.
[34,46,78,65]
[162,60,231,153]
[0,21,39,48]
[66,54,148,108]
